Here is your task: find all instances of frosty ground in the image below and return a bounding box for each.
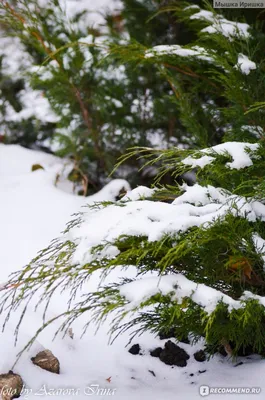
[0,143,264,400]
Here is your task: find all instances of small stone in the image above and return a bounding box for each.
[150,347,163,358]
[198,369,207,374]
[159,340,190,367]
[31,349,60,374]
[189,373,194,377]
[128,344,141,355]
[0,371,23,400]
[194,350,206,362]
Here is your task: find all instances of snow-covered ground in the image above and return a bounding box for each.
[0,144,264,400]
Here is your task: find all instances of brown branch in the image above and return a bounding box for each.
[163,62,218,88]
[167,77,180,99]
[31,31,52,56]
[72,87,92,132]
[2,1,25,24]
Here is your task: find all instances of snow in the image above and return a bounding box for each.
[145,44,213,62]
[55,0,122,28]
[105,96,123,108]
[34,0,122,32]
[0,0,123,136]
[172,184,228,206]
[252,234,265,270]
[119,274,241,314]
[241,125,264,138]
[182,154,215,169]
[122,186,156,201]
[131,90,154,119]
[1,144,265,399]
[63,181,264,270]
[182,142,259,170]
[0,37,33,76]
[235,54,256,75]
[5,84,60,124]
[187,7,250,40]
[0,144,129,280]
[0,36,58,127]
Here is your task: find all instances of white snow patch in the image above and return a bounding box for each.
[5,84,60,124]
[241,125,264,138]
[0,37,33,76]
[123,186,156,201]
[172,184,228,206]
[68,183,263,267]
[119,274,241,314]
[188,8,250,40]
[253,234,265,270]
[0,144,130,278]
[145,45,213,62]
[182,142,259,170]
[182,155,215,169]
[235,54,256,75]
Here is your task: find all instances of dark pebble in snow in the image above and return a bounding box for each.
[150,347,163,358]
[194,350,206,362]
[189,373,194,377]
[159,340,190,367]
[198,369,207,374]
[128,344,141,355]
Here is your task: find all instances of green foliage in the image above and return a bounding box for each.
[0,0,199,192]
[2,1,265,361]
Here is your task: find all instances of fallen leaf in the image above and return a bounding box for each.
[227,256,252,280]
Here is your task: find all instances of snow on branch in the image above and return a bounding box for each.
[185,6,250,40]
[253,234,265,271]
[235,54,256,75]
[119,272,265,316]
[182,142,259,170]
[68,184,265,267]
[119,274,241,314]
[145,44,213,62]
